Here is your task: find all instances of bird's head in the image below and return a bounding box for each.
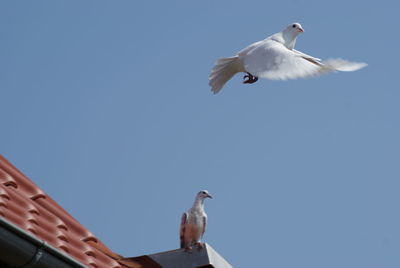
[197,190,213,199]
[281,22,304,49]
[286,22,304,34]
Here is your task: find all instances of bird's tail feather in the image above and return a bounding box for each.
[322,58,367,72]
[208,56,241,94]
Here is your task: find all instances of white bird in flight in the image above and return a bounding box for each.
[180,190,212,251]
[209,22,367,94]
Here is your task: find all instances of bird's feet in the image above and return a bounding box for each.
[196,242,205,250]
[243,72,258,84]
[184,246,193,252]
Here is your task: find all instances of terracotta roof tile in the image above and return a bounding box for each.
[0,155,131,268]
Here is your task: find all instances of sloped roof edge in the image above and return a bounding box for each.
[0,155,132,268]
[0,211,87,267]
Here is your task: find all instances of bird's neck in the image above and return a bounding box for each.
[192,197,205,211]
[281,30,298,50]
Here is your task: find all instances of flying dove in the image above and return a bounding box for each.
[180,190,212,251]
[209,22,367,94]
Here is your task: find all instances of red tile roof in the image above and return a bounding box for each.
[0,155,137,268]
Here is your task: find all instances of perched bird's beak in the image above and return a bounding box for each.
[207,194,213,199]
[299,27,304,33]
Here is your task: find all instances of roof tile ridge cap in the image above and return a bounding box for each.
[0,155,18,171]
[0,155,31,182]
[84,241,140,268]
[35,197,99,240]
[0,156,97,238]
[86,240,124,260]
[0,155,45,198]
[0,156,75,221]
[36,194,76,220]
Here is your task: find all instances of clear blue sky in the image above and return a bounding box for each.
[1,1,399,267]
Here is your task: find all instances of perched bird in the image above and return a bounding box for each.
[180,190,213,251]
[209,22,367,94]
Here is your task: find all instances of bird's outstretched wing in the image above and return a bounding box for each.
[293,49,321,62]
[179,213,188,248]
[241,40,366,80]
[242,40,327,79]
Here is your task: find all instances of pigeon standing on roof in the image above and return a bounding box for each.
[208,22,367,94]
[180,190,212,251]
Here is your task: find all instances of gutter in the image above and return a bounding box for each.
[0,217,87,268]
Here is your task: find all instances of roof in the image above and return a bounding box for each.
[121,243,233,268]
[0,155,134,268]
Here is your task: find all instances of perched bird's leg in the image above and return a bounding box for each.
[196,242,205,250]
[184,246,193,252]
[243,72,259,84]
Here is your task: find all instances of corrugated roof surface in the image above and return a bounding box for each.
[0,155,133,268]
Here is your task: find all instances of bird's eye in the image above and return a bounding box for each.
[292,24,296,28]
[202,191,206,194]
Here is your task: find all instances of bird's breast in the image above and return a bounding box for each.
[187,213,204,226]
[184,223,203,239]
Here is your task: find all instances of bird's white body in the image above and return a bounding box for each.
[209,23,367,94]
[180,190,212,250]
[181,204,207,246]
